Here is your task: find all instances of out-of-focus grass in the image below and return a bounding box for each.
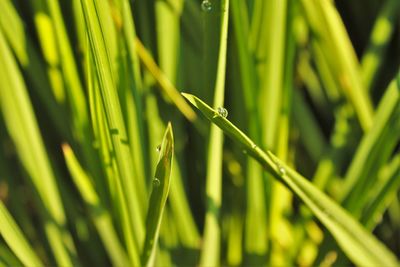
[0,0,399,266]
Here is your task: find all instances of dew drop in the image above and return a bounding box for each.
[156,144,161,153]
[278,165,286,175]
[201,0,212,12]
[252,144,257,149]
[217,107,228,118]
[152,178,160,187]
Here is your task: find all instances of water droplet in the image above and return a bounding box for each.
[156,144,161,153]
[201,0,212,12]
[152,178,160,187]
[278,165,286,175]
[217,107,228,118]
[252,144,257,149]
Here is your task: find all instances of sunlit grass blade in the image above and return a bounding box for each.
[81,0,144,248]
[62,144,132,267]
[361,153,400,229]
[45,0,89,138]
[141,123,174,267]
[0,26,75,267]
[340,78,400,215]
[361,0,400,92]
[199,0,229,265]
[231,1,268,262]
[135,37,197,122]
[30,0,65,103]
[301,0,374,131]
[0,201,43,267]
[182,93,400,267]
[0,0,70,137]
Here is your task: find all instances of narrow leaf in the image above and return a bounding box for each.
[0,201,43,267]
[182,93,399,267]
[141,123,174,267]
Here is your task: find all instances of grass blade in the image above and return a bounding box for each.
[340,78,400,214]
[0,201,43,267]
[81,0,144,248]
[62,144,132,267]
[361,153,400,229]
[361,0,400,92]
[182,93,400,267]
[301,0,374,131]
[135,38,197,122]
[141,123,174,267]
[0,26,75,267]
[200,0,229,265]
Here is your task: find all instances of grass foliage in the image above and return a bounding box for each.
[0,0,399,266]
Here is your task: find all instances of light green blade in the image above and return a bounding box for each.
[182,93,399,267]
[0,24,75,267]
[0,201,43,267]
[141,123,174,267]
[62,144,132,267]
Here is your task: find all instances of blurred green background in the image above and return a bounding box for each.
[0,0,399,266]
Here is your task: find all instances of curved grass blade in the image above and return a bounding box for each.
[141,123,174,267]
[182,93,400,267]
[0,201,43,267]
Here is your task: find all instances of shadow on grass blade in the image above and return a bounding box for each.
[141,123,174,267]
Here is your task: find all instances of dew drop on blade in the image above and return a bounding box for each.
[152,178,160,187]
[217,107,228,118]
[201,0,212,12]
[278,165,286,175]
[156,144,161,153]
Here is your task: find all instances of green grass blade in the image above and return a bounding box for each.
[81,0,144,246]
[259,0,288,148]
[231,1,268,261]
[182,93,400,267]
[141,123,174,267]
[0,243,22,267]
[0,0,70,137]
[340,78,400,214]
[30,0,65,103]
[0,201,43,267]
[361,0,400,92]
[0,26,75,267]
[301,0,374,131]
[62,144,132,267]
[200,0,229,265]
[135,38,197,122]
[361,153,400,229]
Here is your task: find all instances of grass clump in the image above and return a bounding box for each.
[0,0,399,266]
